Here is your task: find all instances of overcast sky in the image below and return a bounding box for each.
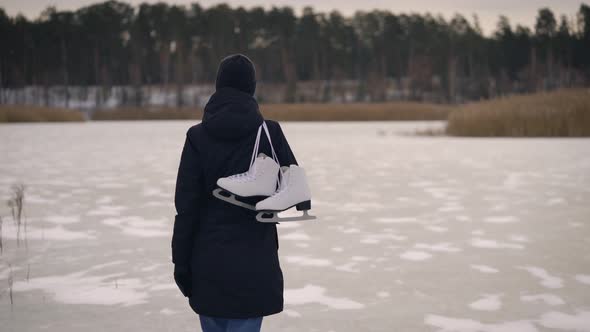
[0,0,584,34]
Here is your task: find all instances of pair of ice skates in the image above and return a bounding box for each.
[213,123,316,223]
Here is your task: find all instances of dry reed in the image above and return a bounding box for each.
[92,107,201,120]
[260,102,451,121]
[0,106,85,122]
[447,89,590,137]
[7,184,25,248]
[90,102,449,121]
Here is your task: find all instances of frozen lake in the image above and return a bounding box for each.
[1,121,589,332]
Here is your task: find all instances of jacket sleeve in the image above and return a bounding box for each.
[172,130,202,266]
[274,123,298,167]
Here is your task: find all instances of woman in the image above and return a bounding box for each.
[172,54,297,332]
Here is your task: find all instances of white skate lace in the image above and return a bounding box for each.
[269,172,288,197]
[228,170,255,182]
[248,122,282,186]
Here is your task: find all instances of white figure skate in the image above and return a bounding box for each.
[213,153,279,210]
[255,165,316,223]
[213,122,281,210]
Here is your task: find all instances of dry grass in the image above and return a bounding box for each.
[447,89,590,137]
[260,102,451,121]
[92,103,451,121]
[0,106,85,122]
[90,102,450,121]
[91,107,202,120]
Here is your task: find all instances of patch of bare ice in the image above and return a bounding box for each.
[547,197,565,206]
[521,294,565,306]
[334,262,359,273]
[96,195,113,204]
[425,314,538,332]
[150,284,176,291]
[3,224,95,241]
[160,308,178,315]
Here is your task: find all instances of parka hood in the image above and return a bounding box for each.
[202,87,263,140]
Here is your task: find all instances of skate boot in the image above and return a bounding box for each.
[255,165,316,223]
[213,153,280,210]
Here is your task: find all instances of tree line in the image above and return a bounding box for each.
[1,1,589,103]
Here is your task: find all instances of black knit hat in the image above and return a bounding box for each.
[215,54,257,96]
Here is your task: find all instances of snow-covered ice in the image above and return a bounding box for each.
[469,294,503,311]
[1,121,589,331]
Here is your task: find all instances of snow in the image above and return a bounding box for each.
[13,271,148,306]
[285,256,332,267]
[280,231,311,241]
[283,309,302,318]
[1,121,589,332]
[101,216,169,238]
[484,216,519,223]
[399,250,432,261]
[424,315,539,332]
[575,274,590,285]
[537,311,590,330]
[86,205,127,216]
[284,284,365,310]
[376,291,390,298]
[374,217,417,223]
[469,294,503,311]
[414,242,461,252]
[425,225,448,232]
[470,238,525,249]
[470,265,499,274]
[518,266,564,289]
[45,215,81,225]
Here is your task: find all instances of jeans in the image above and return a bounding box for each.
[199,315,263,332]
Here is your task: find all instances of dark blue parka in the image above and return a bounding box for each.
[172,87,297,318]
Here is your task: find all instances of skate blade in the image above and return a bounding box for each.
[256,209,317,223]
[212,188,256,211]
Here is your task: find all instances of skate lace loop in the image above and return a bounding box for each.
[269,175,288,197]
[249,122,282,187]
